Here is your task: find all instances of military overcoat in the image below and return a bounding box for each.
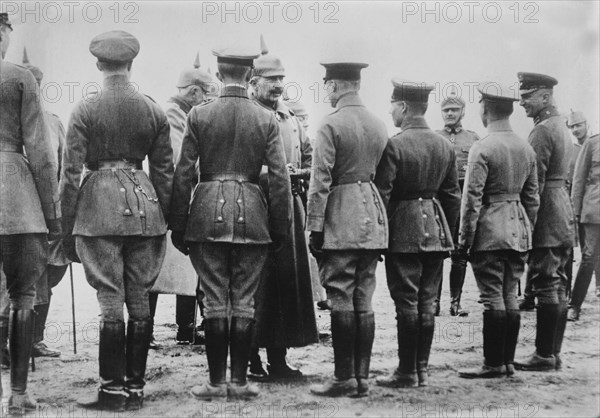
[571,134,600,224]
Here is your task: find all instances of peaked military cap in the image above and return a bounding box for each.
[517,72,558,94]
[0,12,12,30]
[321,61,368,82]
[477,82,519,102]
[391,79,434,103]
[441,95,466,109]
[177,68,213,88]
[212,45,260,67]
[89,30,140,63]
[252,36,285,78]
[567,110,586,126]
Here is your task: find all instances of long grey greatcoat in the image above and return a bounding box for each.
[459,121,540,252]
[1,61,60,234]
[306,92,388,250]
[169,85,291,242]
[572,134,600,224]
[375,116,461,253]
[61,74,174,237]
[254,100,318,348]
[528,106,577,248]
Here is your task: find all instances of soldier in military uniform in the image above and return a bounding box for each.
[308,61,388,397]
[61,31,174,411]
[435,94,480,317]
[0,13,62,412]
[375,80,460,389]
[169,45,291,399]
[514,73,576,372]
[247,42,318,380]
[150,57,216,346]
[22,50,70,358]
[568,133,600,321]
[457,83,539,379]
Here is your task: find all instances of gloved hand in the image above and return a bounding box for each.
[63,234,80,263]
[46,218,63,242]
[309,231,324,259]
[455,244,471,261]
[171,231,189,256]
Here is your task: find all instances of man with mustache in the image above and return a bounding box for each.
[247,42,318,380]
[435,93,480,317]
[514,72,576,372]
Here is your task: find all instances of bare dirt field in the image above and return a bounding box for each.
[2,255,599,418]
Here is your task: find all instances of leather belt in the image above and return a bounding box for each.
[0,143,23,153]
[483,193,520,204]
[200,173,259,184]
[545,179,566,188]
[86,159,143,171]
[392,191,438,201]
[331,176,373,186]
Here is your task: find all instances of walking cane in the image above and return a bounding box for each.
[70,264,77,354]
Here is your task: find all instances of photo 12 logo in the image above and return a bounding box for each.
[401,1,540,24]
[1,1,140,24]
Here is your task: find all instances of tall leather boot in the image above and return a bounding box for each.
[228,317,259,398]
[191,317,228,399]
[78,321,127,411]
[553,303,568,371]
[33,302,60,357]
[125,320,152,409]
[267,346,302,379]
[377,312,419,388]
[8,309,37,413]
[504,310,521,376]
[459,310,506,378]
[354,311,375,397]
[434,282,442,316]
[0,323,9,369]
[449,263,469,317]
[417,313,435,386]
[311,311,357,396]
[514,304,558,371]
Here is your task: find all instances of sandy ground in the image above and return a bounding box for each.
[1,254,599,418]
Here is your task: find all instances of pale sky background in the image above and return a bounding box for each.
[4,0,599,141]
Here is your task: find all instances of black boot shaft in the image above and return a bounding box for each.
[33,303,50,344]
[9,310,35,394]
[99,321,126,391]
[535,305,560,358]
[331,311,356,381]
[204,318,228,385]
[229,317,255,384]
[125,320,152,390]
[417,313,435,372]
[397,312,419,374]
[504,310,521,366]
[483,310,507,368]
[355,312,375,380]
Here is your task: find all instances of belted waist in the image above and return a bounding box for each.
[0,143,23,153]
[86,159,143,171]
[483,193,520,204]
[200,173,259,184]
[392,191,438,201]
[331,175,373,186]
[545,179,566,188]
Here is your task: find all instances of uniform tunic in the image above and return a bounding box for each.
[459,120,540,310]
[307,92,388,311]
[253,100,318,348]
[526,106,576,305]
[1,60,59,309]
[436,125,480,182]
[170,85,291,319]
[375,115,460,315]
[60,74,174,321]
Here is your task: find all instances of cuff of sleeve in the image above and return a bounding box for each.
[307,216,324,232]
[42,201,61,220]
[169,215,188,232]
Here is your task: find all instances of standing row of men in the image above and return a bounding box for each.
[1,18,597,414]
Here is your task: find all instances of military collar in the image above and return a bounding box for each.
[487,119,513,132]
[168,95,193,114]
[400,115,429,131]
[533,106,560,125]
[255,98,292,120]
[335,91,364,110]
[103,74,132,89]
[220,85,249,99]
[444,123,463,134]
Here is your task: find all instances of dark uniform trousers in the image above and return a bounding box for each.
[529,247,571,306]
[570,224,600,307]
[318,250,379,312]
[385,253,445,315]
[189,243,268,319]
[471,251,528,311]
[1,234,47,310]
[77,236,166,322]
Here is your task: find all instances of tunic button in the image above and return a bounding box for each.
[441,234,445,238]
[217,216,223,221]
[363,199,367,204]
[124,209,131,215]
[237,199,243,203]
[238,217,244,222]
[424,233,430,238]
[238,180,243,184]
[422,214,427,219]
[139,211,144,215]
[357,181,362,185]
[219,199,225,203]
[365,218,370,223]
[418,197,423,202]
[131,169,136,173]
[120,188,125,192]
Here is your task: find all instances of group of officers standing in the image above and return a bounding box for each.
[1,15,599,414]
